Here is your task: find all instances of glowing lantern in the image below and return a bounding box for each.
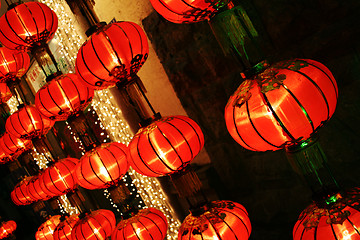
[149,0,230,23]
[40,158,78,197]
[225,59,338,152]
[128,115,204,177]
[27,174,51,201]
[0,47,30,82]
[71,209,116,240]
[293,188,360,240]
[75,142,128,190]
[0,83,12,104]
[111,208,168,240]
[0,220,17,239]
[76,21,149,89]
[35,73,94,121]
[0,2,58,51]
[179,200,251,240]
[0,132,33,157]
[10,178,33,206]
[35,215,61,240]
[5,105,54,140]
[53,214,80,240]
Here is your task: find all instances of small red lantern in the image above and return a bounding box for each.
[179,200,252,240]
[293,188,360,240]
[35,215,61,240]
[11,178,33,206]
[0,83,12,103]
[71,209,116,240]
[0,132,33,157]
[6,105,54,140]
[53,214,79,240]
[35,73,94,121]
[27,174,52,201]
[128,115,204,177]
[0,47,30,82]
[111,208,168,240]
[225,59,338,152]
[76,21,149,89]
[0,2,58,51]
[40,158,78,197]
[0,220,17,239]
[75,142,128,190]
[149,0,229,23]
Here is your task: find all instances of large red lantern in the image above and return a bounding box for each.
[179,200,252,240]
[27,174,52,201]
[71,209,116,240]
[149,0,230,23]
[0,83,12,103]
[40,158,78,197]
[35,215,61,240]
[128,115,204,177]
[293,188,360,240]
[53,214,80,240]
[0,132,33,157]
[11,178,33,206]
[75,142,128,190]
[0,220,17,239]
[111,208,168,240]
[0,47,30,82]
[0,2,58,51]
[225,59,338,152]
[35,73,94,121]
[6,105,54,140]
[76,21,149,89]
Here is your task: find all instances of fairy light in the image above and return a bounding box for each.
[7,96,19,114]
[57,195,79,215]
[65,121,86,155]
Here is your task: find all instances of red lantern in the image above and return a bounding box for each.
[149,0,229,23]
[35,215,61,240]
[11,178,33,206]
[35,73,94,121]
[225,59,338,152]
[75,142,128,190]
[6,105,54,140]
[0,145,11,164]
[0,47,30,82]
[293,188,360,240]
[111,208,168,240]
[128,115,204,177]
[179,200,252,240]
[0,2,58,51]
[76,21,149,89]
[27,174,52,201]
[40,158,78,197]
[53,214,79,240]
[0,83,12,104]
[71,209,116,240]
[0,132,33,157]
[0,220,17,239]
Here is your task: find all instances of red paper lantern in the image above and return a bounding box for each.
[35,73,94,121]
[0,47,30,82]
[0,83,12,104]
[0,2,58,51]
[128,115,204,177]
[11,178,33,206]
[0,220,17,239]
[111,208,168,240]
[6,105,54,140]
[27,174,52,201]
[53,214,79,240]
[35,215,61,240]
[0,132,33,157]
[40,158,78,197]
[149,0,229,23]
[76,21,149,89]
[72,209,116,240]
[225,59,338,152]
[75,142,128,190]
[179,200,252,240]
[293,188,360,240]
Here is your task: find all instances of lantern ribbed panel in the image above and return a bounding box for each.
[225,59,338,152]
[75,21,149,89]
[149,0,229,23]
[72,209,116,240]
[0,2,58,51]
[0,220,16,239]
[128,115,204,177]
[179,200,252,240]
[27,174,51,201]
[35,215,61,240]
[111,208,168,240]
[0,47,30,82]
[75,142,129,190]
[0,83,12,103]
[11,179,33,206]
[40,158,78,197]
[35,73,94,121]
[6,105,54,140]
[0,132,32,157]
[53,214,79,240]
